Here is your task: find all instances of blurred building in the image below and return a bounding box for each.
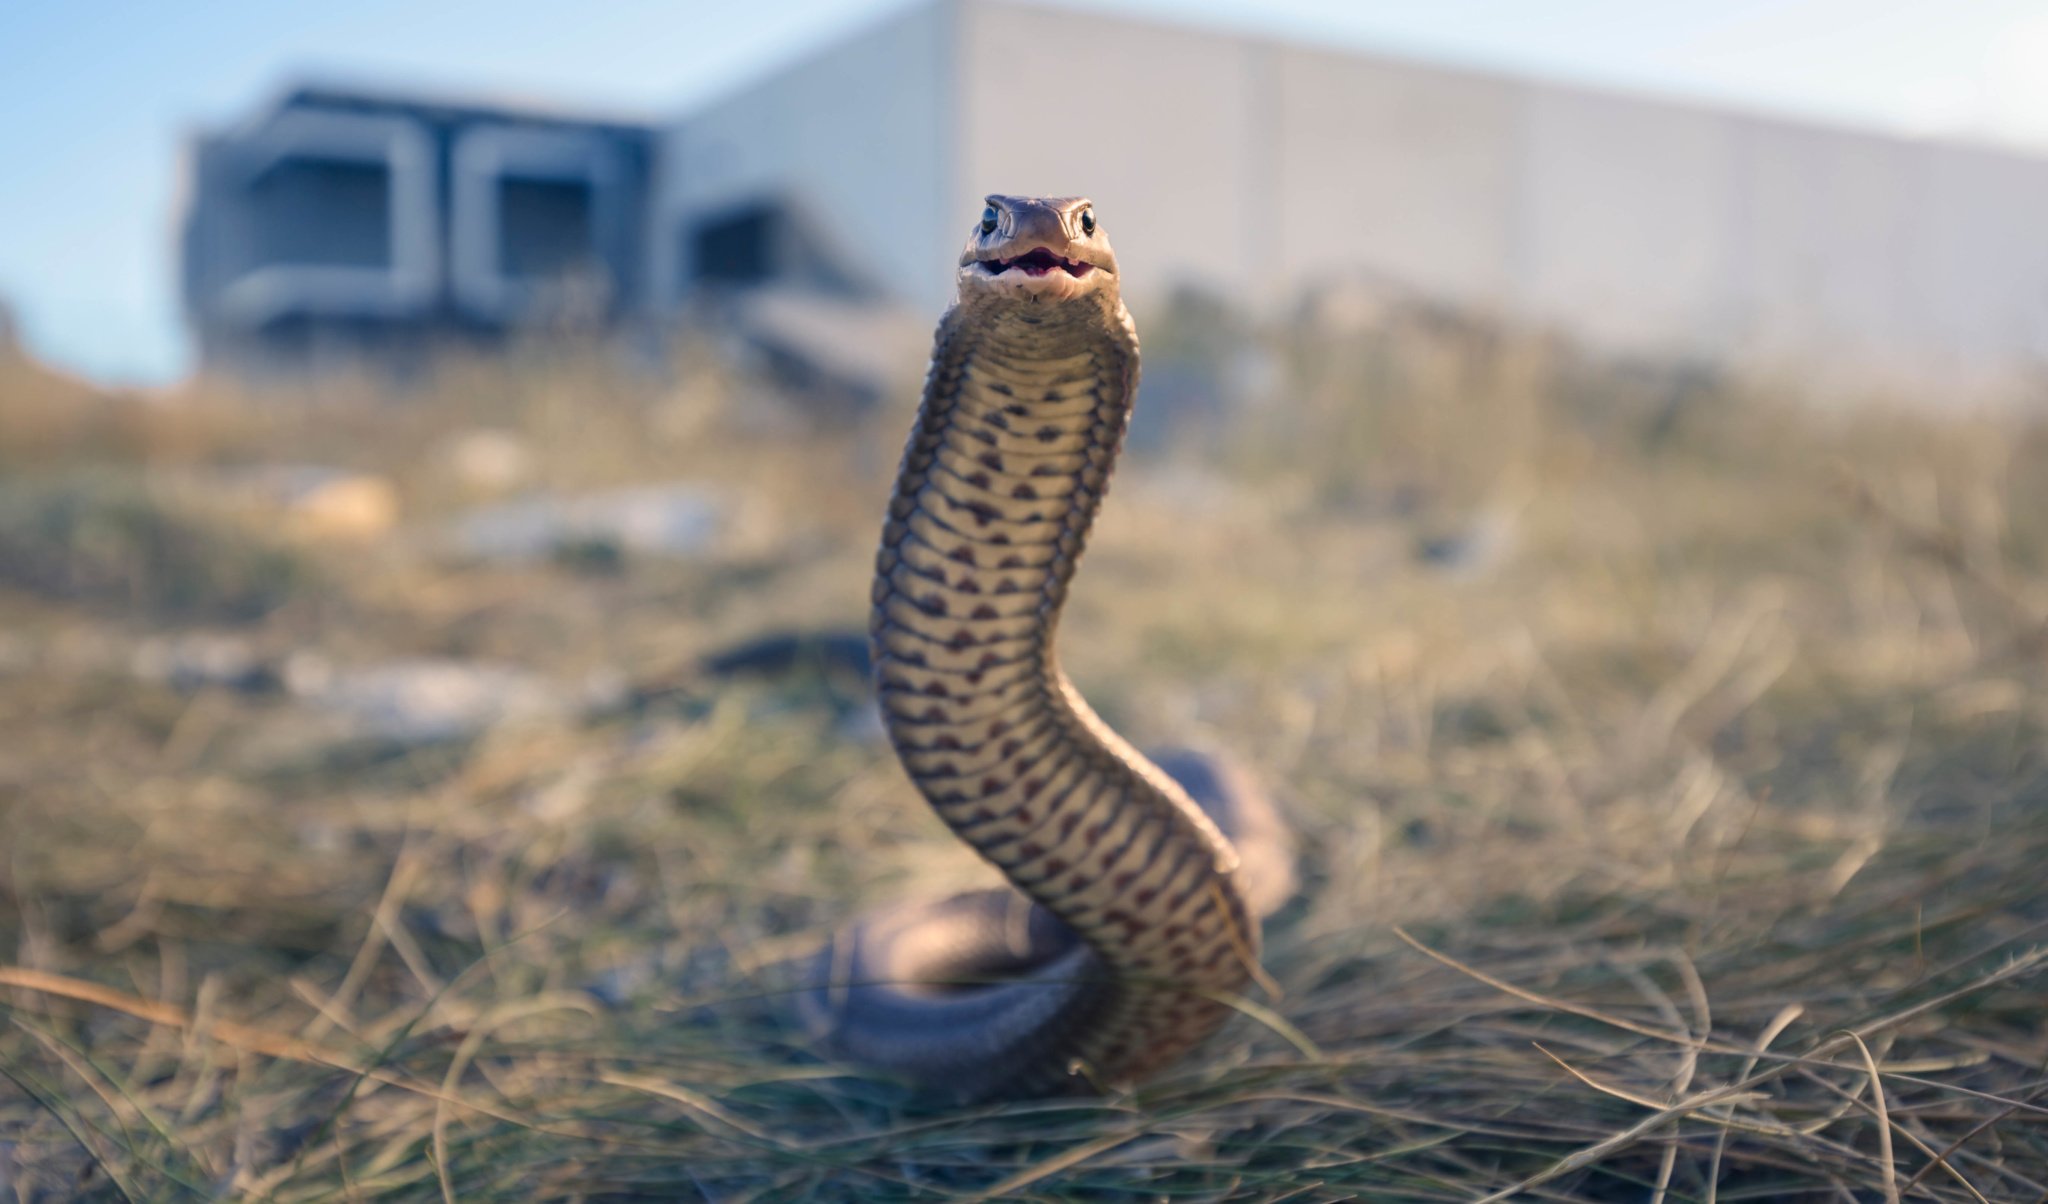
[180,84,657,375]
[184,0,2048,392]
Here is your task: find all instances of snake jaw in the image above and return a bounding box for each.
[961,243,1111,303]
[978,247,1096,278]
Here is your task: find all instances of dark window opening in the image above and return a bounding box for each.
[498,176,596,280]
[249,158,391,269]
[691,207,776,286]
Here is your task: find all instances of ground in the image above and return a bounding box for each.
[0,312,2044,1201]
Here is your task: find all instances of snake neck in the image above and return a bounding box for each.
[870,297,1259,1048]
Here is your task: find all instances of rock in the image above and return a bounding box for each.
[698,628,870,681]
[449,484,721,564]
[287,474,399,541]
[1414,503,1521,577]
[131,632,281,694]
[285,655,623,745]
[442,428,533,494]
[216,464,399,540]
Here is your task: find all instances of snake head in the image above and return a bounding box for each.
[958,195,1119,306]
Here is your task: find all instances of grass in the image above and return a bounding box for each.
[0,311,2044,1202]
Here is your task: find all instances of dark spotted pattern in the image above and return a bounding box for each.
[858,289,1265,1095]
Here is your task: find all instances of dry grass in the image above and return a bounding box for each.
[0,312,2044,1202]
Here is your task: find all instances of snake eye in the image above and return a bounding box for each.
[1079,207,1096,236]
[980,205,998,235]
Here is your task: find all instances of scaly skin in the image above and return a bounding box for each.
[810,195,1273,1099]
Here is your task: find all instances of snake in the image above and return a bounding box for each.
[799,195,1296,1101]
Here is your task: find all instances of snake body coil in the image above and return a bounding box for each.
[801,195,1294,1100]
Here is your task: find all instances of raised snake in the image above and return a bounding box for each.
[799,195,1296,1100]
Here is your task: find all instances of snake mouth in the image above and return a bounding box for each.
[979,247,1095,278]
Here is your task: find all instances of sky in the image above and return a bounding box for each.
[2,0,2046,385]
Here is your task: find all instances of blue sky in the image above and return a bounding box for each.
[3,0,2045,384]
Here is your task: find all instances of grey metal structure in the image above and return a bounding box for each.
[182,1,2048,393]
[181,84,655,374]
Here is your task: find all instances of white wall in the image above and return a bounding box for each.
[1512,86,1743,356]
[951,0,2048,391]
[1268,46,1521,309]
[956,0,1270,312]
[1727,120,1922,376]
[1914,142,2048,371]
[661,0,2048,393]
[656,1,957,313]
